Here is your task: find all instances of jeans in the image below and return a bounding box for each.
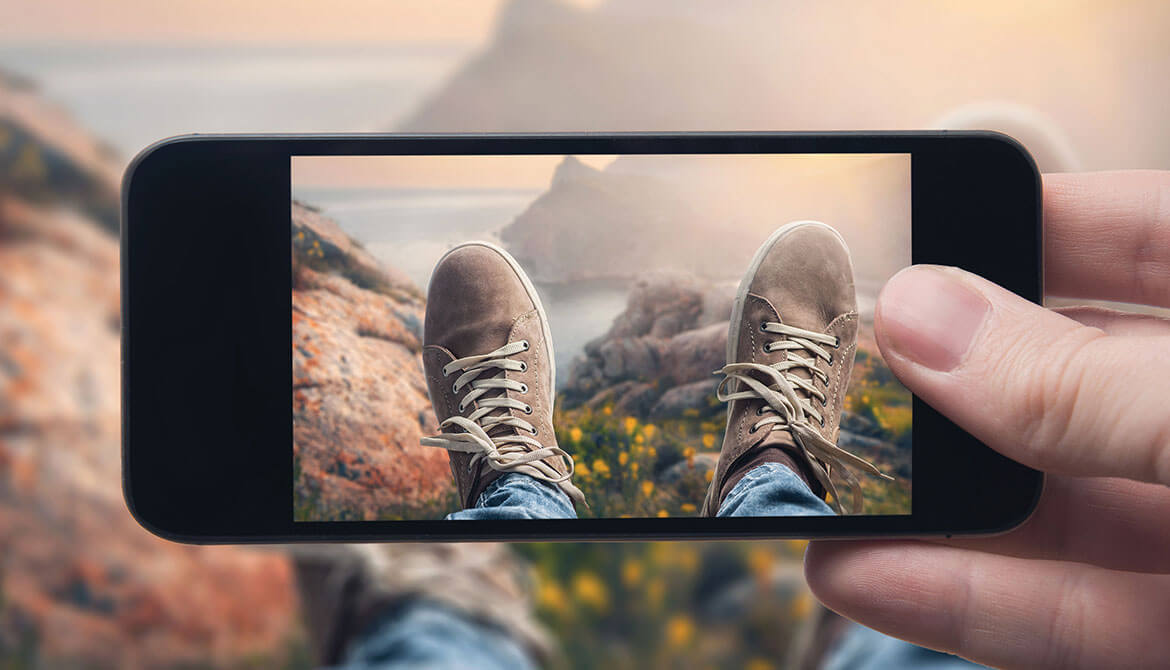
[338,464,981,670]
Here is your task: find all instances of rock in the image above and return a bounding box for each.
[292,204,454,520]
[651,379,720,418]
[0,68,121,233]
[0,194,299,667]
[0,74,300,666]
[564,273,729,417]
[660,452,720,486]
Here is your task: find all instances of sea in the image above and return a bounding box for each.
[294,185,631,380]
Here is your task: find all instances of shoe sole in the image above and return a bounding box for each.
[428,241,557,410]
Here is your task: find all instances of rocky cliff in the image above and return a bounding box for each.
[292,202,455,520]
[562,272,734,419]
[0,71,300,667]
[562,272,913,490]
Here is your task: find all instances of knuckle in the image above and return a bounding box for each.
[1131,176,1170,306]
[1010,326,1107,471]
[1042,570,1089,670]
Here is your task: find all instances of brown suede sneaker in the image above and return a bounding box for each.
[700,221,891,516]
[421,241,585,510]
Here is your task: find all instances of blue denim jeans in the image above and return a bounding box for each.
[338,465,981,669]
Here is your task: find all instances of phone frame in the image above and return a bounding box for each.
[122,132,1043,543]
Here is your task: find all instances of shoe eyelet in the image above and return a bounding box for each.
[519,362,528,372]
[523,405,533,414]
[756,406,765,415]
[452,382,459,393]
[749,425,758,434]
[826,355,833,366]
[759,320,768,332]
[521,340,530,351]
[529,427,538,435]
[519,383,529,394]
[457,402,465,413]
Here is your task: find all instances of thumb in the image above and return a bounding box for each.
[875,265,1170,485]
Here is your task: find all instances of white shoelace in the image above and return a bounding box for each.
[716,321,892,513]
[421,340,586,506]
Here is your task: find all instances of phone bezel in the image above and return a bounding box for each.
[121,132,1043,543]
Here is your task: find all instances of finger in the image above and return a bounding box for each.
[1053,305,1170,337]
[1044,170,1170,308]
[875,265,1170,484]
[804,540,1170,670]
[942,474,1170,573]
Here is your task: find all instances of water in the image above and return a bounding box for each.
[294,186,632,382]
[0,42,469,160]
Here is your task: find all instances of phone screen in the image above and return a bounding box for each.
[290,153,912,522]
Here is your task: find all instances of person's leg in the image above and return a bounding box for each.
[292,543,552,669]
[445,472,578,520]
[716,461,833,517]
[334,599,537,670]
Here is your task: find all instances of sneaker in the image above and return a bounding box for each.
[421,241,585,509]
[701,221,891,516]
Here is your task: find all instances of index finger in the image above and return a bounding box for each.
[1044,170,1170,308]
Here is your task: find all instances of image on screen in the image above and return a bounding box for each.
[291,153,912,521]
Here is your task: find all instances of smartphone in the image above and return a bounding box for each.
[121,132,1043,543]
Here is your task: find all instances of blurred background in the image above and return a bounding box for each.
[1,0,1168,667]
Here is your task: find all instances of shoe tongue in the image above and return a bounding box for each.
[756,420,799,450]
[766,321,818,408]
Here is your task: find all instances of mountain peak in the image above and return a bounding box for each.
[551,154,600,186]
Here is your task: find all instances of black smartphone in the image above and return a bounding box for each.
[122,132,1043,543]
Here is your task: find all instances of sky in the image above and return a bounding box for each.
[291,153,909,191]
[0,0,598,45]
[293,154,618,190]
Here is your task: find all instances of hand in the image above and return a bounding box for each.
[804,171,1170,670]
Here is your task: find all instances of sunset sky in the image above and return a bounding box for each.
[0,0,596,44]
[291,153,907,191]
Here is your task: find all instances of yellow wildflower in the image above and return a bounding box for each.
[569,426,583,443]
[536,581,568,613]
[701,433,716,449]
[683,446,696,468]
[571,571,610,612]
[576,461,590,477]
[593,459,610,478]
[641,480,654,497]
[647,446,657,459]
[746,659,775,670]
[619,451,629,466]
[646,578,666,609]
[665,615,695,648]
[642,423,657,440]
[630,462,639,478]
[704,469,714,483]
[656,509,669,517]
[789,592,814,620]
[624,416,638,435]
[747,547,773,583]
[621,558,643,587]
[680,503,697,514]
[634,433,645,445]
[603,404,613,416]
